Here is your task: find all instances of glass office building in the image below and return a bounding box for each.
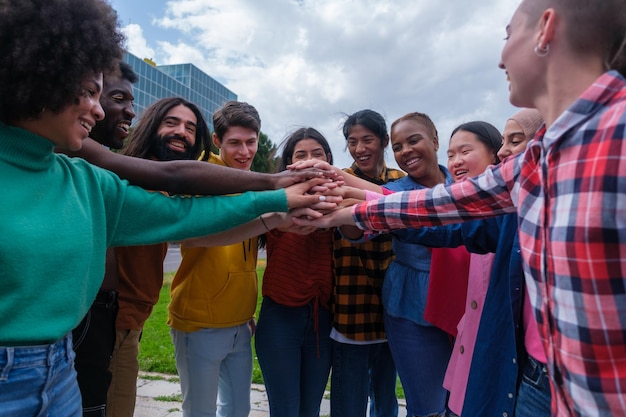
[123,52,237,130]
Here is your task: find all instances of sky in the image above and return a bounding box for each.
[109,0,520,169]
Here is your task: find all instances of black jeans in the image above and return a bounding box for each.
[72,290,119,417]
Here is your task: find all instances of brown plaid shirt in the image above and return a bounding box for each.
[332,163,405,341]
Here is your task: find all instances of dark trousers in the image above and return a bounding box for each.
[72,290,119,417]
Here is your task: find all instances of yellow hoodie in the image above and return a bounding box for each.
[168,154,259,332]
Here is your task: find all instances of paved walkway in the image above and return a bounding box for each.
[133,371,408,417]
[133,372,331,417]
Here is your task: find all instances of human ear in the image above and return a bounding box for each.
[212,132,221,149]
[536,8,556,49]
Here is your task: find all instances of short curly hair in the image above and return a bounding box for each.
[0,0,125,122]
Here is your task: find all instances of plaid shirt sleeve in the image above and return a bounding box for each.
[352,157,519,232]
[353,71,626,417]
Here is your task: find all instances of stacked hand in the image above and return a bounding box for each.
[272,163,342,189]
[281,162,365,233]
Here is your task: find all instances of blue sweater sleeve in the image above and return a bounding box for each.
[460,217,503,254]
[393,216,505,253]
[392,223,464,248]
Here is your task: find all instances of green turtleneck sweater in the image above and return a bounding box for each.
[0,122,287,345]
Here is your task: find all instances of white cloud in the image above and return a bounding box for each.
[121,24,156,61]
[121,0,520,168]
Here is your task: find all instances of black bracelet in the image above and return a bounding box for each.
[259,215,270,231]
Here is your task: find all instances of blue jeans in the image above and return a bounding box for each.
[384,313,452,417]
[0,333,82,417]
[171,324,252,417]
[514,355,552,417]
[255,297,332,417]
[330,339,398,417]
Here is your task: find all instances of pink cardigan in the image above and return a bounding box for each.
[443,252,494,415]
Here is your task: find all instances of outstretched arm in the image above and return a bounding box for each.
[182,212,282,247]
[293,205,356,229]
[183,208,316,247]
[293,156,519,231]
[183,178,342,246]
[64,139,332,195]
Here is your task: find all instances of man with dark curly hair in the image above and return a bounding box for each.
[0,1,333,415]
[66,61,138,417]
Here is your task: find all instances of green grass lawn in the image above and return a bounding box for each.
[136,270,178,374]
[138,263,405,398]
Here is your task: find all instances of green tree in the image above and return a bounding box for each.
[252,131,279,173]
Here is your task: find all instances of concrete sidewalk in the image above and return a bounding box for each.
[133,372,331,417]
[133,372,408,417]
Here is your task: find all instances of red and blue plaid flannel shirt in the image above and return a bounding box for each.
[353,71,626,416]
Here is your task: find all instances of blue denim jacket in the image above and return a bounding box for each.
[396,214,524,417]
[382,167,455,326]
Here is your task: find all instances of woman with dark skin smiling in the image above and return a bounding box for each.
[381,113,454,417]
[0,2,333,414]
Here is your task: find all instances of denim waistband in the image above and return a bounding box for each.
[522,354,549,384]
[0,333,73,378]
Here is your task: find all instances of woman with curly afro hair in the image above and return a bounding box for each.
[0,1,330,415]
[0,0,123,127]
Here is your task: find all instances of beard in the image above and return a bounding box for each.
[149,133,198,161]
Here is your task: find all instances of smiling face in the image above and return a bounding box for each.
[498,118,531,160]
[151,104,198,161]
[499,4,544,108]
[91,74,135,149]
[447,130,498,182]
[346,124,387,178]
[291,138,330,164]
[391,119,441,187]
[24,73,105,151]
[213,126,258,171]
